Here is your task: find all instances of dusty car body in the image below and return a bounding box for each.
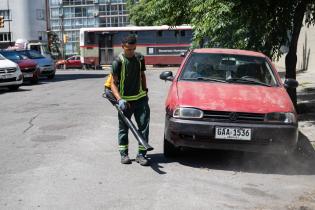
[160,48,298,157]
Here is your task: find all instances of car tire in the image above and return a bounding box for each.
[164,136,179,157]
[31,76,39,84]
[8,85,20,91]
[47,73,55,80]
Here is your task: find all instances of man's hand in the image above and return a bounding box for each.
[118,99,127,111]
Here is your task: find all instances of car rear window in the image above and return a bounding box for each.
[179,53,278,87]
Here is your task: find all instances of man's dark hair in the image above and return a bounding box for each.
[122,34,137,45]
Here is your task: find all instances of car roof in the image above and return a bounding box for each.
[192,48,266,58]
[0,50,20,55]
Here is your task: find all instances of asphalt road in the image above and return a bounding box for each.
[0,69,315,210]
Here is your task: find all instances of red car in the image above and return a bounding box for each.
[0,50,40,84]
[56,56,82,69]
[160,48,299,157]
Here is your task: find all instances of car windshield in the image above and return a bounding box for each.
[179,52,278,87]
[0,51,24,61]
[21,50,45,59]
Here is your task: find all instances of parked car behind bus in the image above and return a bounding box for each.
[56,56,82,69]
[19,50,56,79]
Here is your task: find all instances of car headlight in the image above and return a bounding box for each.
[265,112,297,124]
[16,65,21,72]
[173,107,203,119]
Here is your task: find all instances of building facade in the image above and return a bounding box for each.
[49,0,129,56]
[0,0,47,48]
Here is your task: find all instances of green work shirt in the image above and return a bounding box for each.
[111,53,146,101]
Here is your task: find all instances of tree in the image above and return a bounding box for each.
[48,31,62,59]
[127,0,192,26]
[128,0,315,107]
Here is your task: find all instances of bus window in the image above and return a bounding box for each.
[156,30,175,44]
[129,31,137,35]
[174,31,179,37]
[181,30,186,37]
[137,31,154,44]
[30,45,40,52]
[157,31,163,37]
[86,32,95,44]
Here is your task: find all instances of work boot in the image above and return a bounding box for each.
[135,154,150,166]
[121,155,132,164]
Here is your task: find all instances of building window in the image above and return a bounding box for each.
[0,32,12,42]
[36,9,45,20]
[157,31,163,37]
[50,0,60,6]
[0,10,10,20]
[51,8,60,18]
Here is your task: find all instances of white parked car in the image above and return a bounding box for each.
[0,54,23,90]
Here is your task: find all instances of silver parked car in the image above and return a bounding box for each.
[0,54,23,90]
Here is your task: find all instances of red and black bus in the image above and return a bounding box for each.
[79,25,193,67]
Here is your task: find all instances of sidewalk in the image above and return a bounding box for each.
[296,69,315,150]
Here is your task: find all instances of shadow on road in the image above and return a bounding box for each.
[0,87,32,95]
[148,132,315,175]
[298,87,315,120]
[46,72,108,83]
[1,72,108,94]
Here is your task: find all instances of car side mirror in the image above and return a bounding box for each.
[160,71,174,81]
[284,78,299,89]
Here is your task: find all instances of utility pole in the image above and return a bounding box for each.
[59,0,65,60]
[45,0,51,51]
[7,0,11,46]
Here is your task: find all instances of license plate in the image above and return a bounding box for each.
[23,73,33,78]
[42,68,52,71]
[0,74,14,79]
[215,127,251,140]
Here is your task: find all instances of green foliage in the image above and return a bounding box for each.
[127,0,157,25]
[128,0,315,60]
[48,31,61,59]
[127,0,192,26]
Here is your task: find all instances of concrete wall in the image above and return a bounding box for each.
[275,25,315,72]
[0,0,47,44]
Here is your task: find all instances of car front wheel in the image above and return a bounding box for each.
[164,136,179,157]
[31,76,39,84]
[8,85,20,91]
[48,73,55,80]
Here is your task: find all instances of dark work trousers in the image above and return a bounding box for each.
[118,96,150,156]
